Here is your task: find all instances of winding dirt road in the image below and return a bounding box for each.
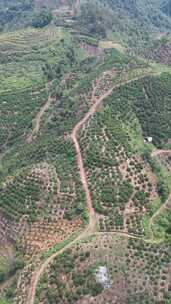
[26,72,153,304]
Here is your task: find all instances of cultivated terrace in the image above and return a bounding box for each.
[0,1,171,304]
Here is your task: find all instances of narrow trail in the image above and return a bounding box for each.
[27,224,94,304]
[32,95,54,135]
[26,72,152,304]
[149,193,171,238]
[151,149,171,157]
[26,87,54,143]
[149,149,171,238]
[94,231,159,243]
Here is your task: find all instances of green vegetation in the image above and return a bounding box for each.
[79,70,171,235]
[0,0,34,31]
[0,27,84,93]
[36,235,171,303]
[0,250,24,284]
[32,9,53,28]
[132,74,171,147]
[0,298,11,304]
[153,204,171,240]
[0,167,51,222]
[0,27,86,152]
[1,0,171,302]
[37,249,103,303]
[74,0,171,48]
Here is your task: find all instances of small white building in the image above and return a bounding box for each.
[95,265,112,289]
[144,136,153,143]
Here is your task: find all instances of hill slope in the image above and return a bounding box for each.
[1,1,171,304]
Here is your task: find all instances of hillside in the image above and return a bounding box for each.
[1,0,171,45]
[144,37,171,65]
[0,1,171,304]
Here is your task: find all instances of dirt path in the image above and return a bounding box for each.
[26,72,152,304]
[151,149,171,157]
[149,193,171,238]
[149,149,171,238]
[26,89,54,144]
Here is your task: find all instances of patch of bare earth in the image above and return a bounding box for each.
[80,42,104,57]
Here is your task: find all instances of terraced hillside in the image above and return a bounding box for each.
[0,26,84,151]
[0,24,88,302]
[31,65,171,301]
[0,22,141,301]
[77,71,171,241]
[1,1,171,304]
[2,58,171,303]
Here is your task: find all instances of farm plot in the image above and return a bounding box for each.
[0,54,124,260]
[0,86,48,153]
[0,162,56,224]
[0,24,90,155]
[0,43,152,301]
[78,83,158,236]
[19,163,83,258]
[130,74,171,148]
[36,234,171,303]
[0,158,85,259]
[0,25,90,154]
[0,98,89,301]
[0,26,83,93]
[144,39,171,66]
